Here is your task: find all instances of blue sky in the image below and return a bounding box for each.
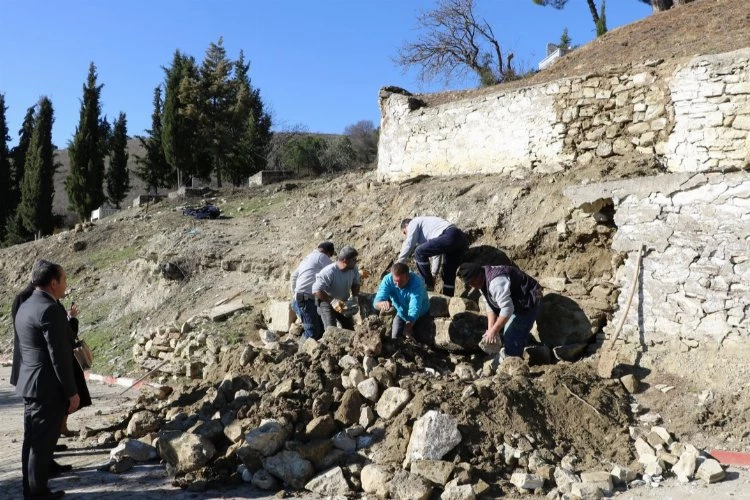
[0,0,652,147]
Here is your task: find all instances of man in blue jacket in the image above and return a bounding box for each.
[373,262,431,340]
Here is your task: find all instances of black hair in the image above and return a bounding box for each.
[30,259,64,287]
[400,218,412,230]
[317,241,335,255]
[457,262,483,282]
[391,262,409,275]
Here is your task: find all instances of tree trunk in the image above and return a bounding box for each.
[586,0,600,25]
[652,0,673,11]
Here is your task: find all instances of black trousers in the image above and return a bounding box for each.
[414,226,468,297]
[22,396,66,497]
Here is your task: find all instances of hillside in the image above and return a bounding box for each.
[421,0,750,105]
[53,138,148,224]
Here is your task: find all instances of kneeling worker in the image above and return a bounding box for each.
[397,216,468,297]
[457,263,543,357]
[374,262,430,340]
[312,246,361,330]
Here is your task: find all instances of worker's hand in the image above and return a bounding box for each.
[331,298,345,313]
[69,303,79,318]
[482,329,501,344]
[376,301,392,313]
[68,393,80,414]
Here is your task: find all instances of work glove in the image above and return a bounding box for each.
[331,298,345,313]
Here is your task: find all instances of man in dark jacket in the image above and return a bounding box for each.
[14,260,80,499]
[457,263,543,358]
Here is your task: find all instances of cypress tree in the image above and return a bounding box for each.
[106,112,130,208]
[162,51,206,185]
[17,97,56,238]
[9,105,36,211]
[0,94,11,243]
[136,86,173,194]
[226,50,272,186]
[66,62,107,221]
[197,38,233,187]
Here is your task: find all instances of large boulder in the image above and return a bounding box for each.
[335,389,367,426]
[448,297,479,317]
[304,466,353,496]
[245,420,290,456]
[109,439,157,462]
[533,294,593,347]
[263,450,314,489]
[157,432,216,474]
[126,410,161,437]
[404,411,462,466]
[433,313,485,353]
[429,294,450,318]
[376,387,411,419]
[265,300,295,333]
[388,469,434,500]
[361,464,392,497]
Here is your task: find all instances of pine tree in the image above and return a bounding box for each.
[559,28,572,50]
[17,97,56,238]
[226,50,272,186]
[136,86,173,194]
[9,105,36,211]
[66,62,108,220]
[106,112,130,208]
[0,94,11,243]
[596,0,608,37]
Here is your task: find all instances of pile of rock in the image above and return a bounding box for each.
[130,320,227,379]
[108,315,644,498]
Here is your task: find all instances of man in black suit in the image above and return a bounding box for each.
[14,260,80,499]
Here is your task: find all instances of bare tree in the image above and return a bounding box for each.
[397,0,514,87]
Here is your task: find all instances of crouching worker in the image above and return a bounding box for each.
[374,262,431,340]
[457,263,543,357]
[290,241,335,339]
[313,246,361,330]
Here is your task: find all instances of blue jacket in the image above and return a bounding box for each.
[373,272,430,323]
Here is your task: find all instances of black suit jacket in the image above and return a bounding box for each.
[13,290,78,401]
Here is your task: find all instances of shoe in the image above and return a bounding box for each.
[54,444,68,451]
[49,460,73,476]
[27,490,65,499]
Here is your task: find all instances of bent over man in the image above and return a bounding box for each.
[457,263,543,358]
[374,262,431,340]
[291,241,335,339]
[15,260,80,499]
[312,246,361,331]
[397,216,467,297]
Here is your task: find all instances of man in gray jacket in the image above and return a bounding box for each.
[290,241,335,339]
[313,246,361,330]
[15,260,80,499]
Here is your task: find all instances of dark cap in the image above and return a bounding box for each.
[457,263,483,282]
[338,246,358,260]
[317,241,335,254]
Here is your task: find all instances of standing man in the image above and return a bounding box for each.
[290,241,335,339]
[14,260,80,499]
[374,262,431,340]
[457,263,543,358]
[398,216,468,297]
[312,246,361,331]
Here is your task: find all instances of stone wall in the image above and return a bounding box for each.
[566,171,749,344]
[665,49,750,172]
[377,48,750,180]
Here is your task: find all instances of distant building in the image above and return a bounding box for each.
[538,42,571,71]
